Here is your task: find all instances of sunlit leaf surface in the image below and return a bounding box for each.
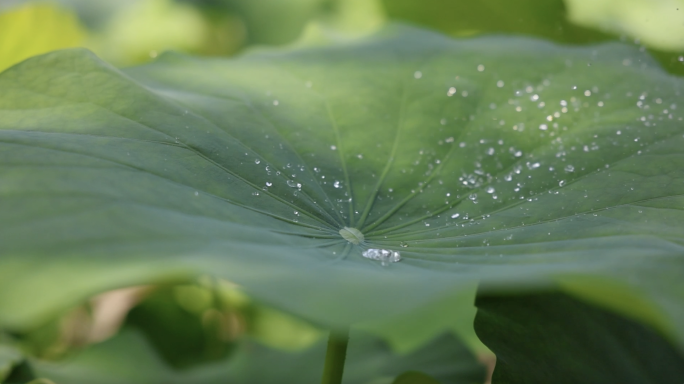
[0,3,85,72]
[0,26,683,349]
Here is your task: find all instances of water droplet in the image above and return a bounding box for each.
[334,181,342,188]
[362,249,401,266]
[469,193,478,201]
[477,64,485,72]
[447,87,457,96]
[559,180,566,186]
[194,191,199,196]
[451,213,460,219]
[287,180,297,188]
[486,186,495,194]
[414,71,422,79]
[497,80,504,88]
[255,159,261,164]
[400,242,409,248]
[252,191,260,196]
[564,165,575,172]
[330,145,337,151]
[273,100,279,106]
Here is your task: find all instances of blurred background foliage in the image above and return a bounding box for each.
[0,0,683,71]
[1,0,683,382]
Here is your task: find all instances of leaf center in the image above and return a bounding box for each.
[338,227,364,245]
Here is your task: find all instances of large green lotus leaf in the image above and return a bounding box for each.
[474,291,684,383]
[1,26,684,348]
[19,329,484,384]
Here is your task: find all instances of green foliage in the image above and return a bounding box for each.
[213,0,324,45]
[1,25,684,354]
[475,291,684,383]
[2,0,684,378]
[124,286,236,368]
[565,0,684,51]
[0,3,85,72]
[13,329,483,384]
[382,0,684,76]
[392,371,441,384]
[0,344,23,381]
[382,0,608,43]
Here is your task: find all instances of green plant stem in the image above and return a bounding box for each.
[320,327,350,384]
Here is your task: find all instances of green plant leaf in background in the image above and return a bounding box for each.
[392,371,442,384]
[87,0,226,66]
[382,0,684,76]
[474,291,684,383]
[213,0,324,45]
[1,25,684,362]
[381,0,609,43]
[11,329,483,384]
[565,0,684,52]
[0,3,86,72]
[0,344,23,382]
